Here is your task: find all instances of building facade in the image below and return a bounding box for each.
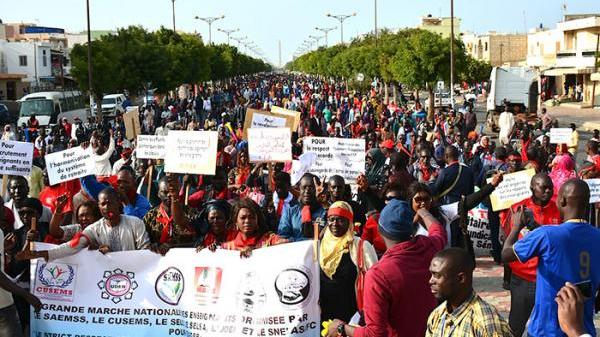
[418,15,461,39]
[463,32,528,66]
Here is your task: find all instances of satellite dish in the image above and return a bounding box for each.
[356,73,364,82]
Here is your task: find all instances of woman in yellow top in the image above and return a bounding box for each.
[319,201,378,324]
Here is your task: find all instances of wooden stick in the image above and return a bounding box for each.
[184,184,190,206]
[1,175,7,198]
[313,220,318,262]
[29,217,37,251]
[146,165,153,201]
[267,163,274,193]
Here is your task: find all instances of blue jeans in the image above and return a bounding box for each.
[0,304,23,337]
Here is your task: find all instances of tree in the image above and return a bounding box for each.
[460,56,492,84]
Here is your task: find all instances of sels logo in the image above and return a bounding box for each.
[236,271,266,313]
[194,267,222,305]
[274,267,311,307]
[34,261,76,302]
[155,267,184,305]
[97,269,138,304]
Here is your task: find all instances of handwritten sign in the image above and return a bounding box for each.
[549,128,572,145]
[247,128,292,163]
[136,135,166,159]
[124,107,142,140]
[45,147,95,186]
[164,131,218,175]
[302,137,365,184]
[586,179,600,203]
[242,109,299,140]
[488,169,535,211]
[0,140,33,176]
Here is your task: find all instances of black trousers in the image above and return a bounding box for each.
[509,274,536,337]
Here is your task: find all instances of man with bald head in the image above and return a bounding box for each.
[503,178,600,337]
[426,248,511,336]
[502,173,561,337]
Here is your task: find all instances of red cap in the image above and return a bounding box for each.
[379,139,395,150]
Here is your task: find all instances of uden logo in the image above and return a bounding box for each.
[97,269,137,304]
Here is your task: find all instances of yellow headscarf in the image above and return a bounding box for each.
[320,201,355,279]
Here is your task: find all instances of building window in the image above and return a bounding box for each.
[485,42,488,51]
[43,55,47,67]
[19,55,27,66]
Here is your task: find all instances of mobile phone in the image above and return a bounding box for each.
[574,280,593,299]
[523,209,536,230]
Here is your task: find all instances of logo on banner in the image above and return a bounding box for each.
[236,271,267,313]
[194,267,222,305]
[34,261,76,302]
[274,267,311,307]
[155,267,184,305]
[97,269,138,304]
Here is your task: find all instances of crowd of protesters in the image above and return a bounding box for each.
[0,72,599,337]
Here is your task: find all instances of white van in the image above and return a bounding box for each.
[487,67,538,113]
[100,94,127,116]
[17,91,90,127]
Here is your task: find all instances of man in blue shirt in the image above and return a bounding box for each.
[503,178,600,337]
[80,166,151,220]
[278,173,326,241]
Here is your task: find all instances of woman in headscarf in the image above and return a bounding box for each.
[194,199,237,249]
[548,144,576,196]
[364,148,386,189]
[220,198,288,257]
[319,201,377,323]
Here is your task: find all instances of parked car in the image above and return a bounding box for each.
[100,94,127,117]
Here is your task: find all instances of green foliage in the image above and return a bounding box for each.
[70,25,271,95]
[460,56,492,84]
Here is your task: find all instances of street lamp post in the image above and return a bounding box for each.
[217,28,239,45]
[326,12,356,45]
[231,36,247,49]
[171,0,176,32]
[315,27,336,47]
[85,0,94,116]
[449,0,455,109]
[194,15,225,45]
[308,35,324,49]
[374,0,378,45]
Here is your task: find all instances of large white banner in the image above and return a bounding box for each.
[0,139,33,176]
[302,137,365,184]
[30,241,320,337]
[45,146,95,185]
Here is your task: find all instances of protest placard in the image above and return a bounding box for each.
[291,152,318,185]
[136,135,166,159]
[45,146,95,186]
[124,107,141,140]
[31,241,320,337]
[0,140,33,176]
[467,204,493,257]
[586,178,600,203]
[242,109,298,140]
[549,128,572,144]
[247,128,292,163]
[488,169,536,211]
[164,131,218,175]
[302,137,365,184]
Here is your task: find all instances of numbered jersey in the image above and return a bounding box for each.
[514,222,600,337]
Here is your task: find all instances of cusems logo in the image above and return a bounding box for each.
[97,269,138,304]
[155,267,184,305]
[34,261,76,302]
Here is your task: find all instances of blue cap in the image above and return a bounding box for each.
[378,199,414,241]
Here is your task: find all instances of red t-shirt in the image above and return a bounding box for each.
[360,213,386,256]
[504,197,561,282]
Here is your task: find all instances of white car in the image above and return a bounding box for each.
[100,94,127,116]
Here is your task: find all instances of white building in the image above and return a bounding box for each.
[0,41,53,85]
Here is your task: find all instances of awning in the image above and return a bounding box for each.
[0,73,27,80]
[543,68,594,76]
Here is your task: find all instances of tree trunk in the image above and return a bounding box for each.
[95,93,103,122]
[392,83,397,103]
[383,81,389,104]
[427,86,434,122]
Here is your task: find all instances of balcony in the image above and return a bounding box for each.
[555,49,598,68]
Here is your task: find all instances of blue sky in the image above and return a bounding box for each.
[2,0,599,66]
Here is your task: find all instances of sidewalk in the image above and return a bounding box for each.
[547,106,600,131]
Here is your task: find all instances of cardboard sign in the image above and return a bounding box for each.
[136,135,166,159]
[302,137,365,184]
[488,169,536,211]
[247,128,292,163]
[270,106,302,131]
[0,140,33,176]
[242,108,299,140]
[45,147,95,186]
[164,131,218,175]
[124,107,142,140]
[549,128,572,145]
[586,178,600,203]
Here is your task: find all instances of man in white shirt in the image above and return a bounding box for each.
[498,106,515,146]
[89,129,115,176]
[0,206,42,337]
[19,187,150,261]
